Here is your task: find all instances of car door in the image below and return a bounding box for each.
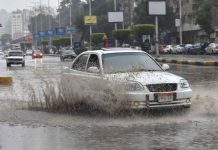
[85,53,108,98]
[63,53,90,97]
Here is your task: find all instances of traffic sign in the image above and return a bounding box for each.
[84,16,97,25]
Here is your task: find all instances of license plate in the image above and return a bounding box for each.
[158,93,173,103]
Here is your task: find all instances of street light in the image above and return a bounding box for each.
[88,0,92,50]
[179,0,183,45]
[48,0,52,50]
[114,0,118,47]
[70,0,73,48]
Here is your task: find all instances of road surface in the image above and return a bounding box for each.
[0,55,218,150]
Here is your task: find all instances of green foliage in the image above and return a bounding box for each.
[134,0,177,31]
[91,33,104,47]
[195,0,214,37]
[132,24,155,51]
[41,40,49,45]
[133,24,155,37]
[113,29,131,46]
[52,38,71,47]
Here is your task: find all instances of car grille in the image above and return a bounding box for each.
[146,83,177,92]
[8,59,22,61]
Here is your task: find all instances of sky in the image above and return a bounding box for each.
[0,0,59,12]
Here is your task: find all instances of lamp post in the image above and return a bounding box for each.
[88,0,92,50]
[70,0,73,48]
[31,2,39,49]
[114,0,118,47]
[179,0,182,45]
[48,0,52,50]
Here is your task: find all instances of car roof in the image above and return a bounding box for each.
[82,47,144,55]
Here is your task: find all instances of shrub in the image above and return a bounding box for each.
[91,33,104,47]
[113,29,131,46]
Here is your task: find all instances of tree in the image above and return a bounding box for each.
[112,29,131,46]
[0,34,11,46]
[91,33,104,48]
[134,0,177,32]
[195,0,214,38]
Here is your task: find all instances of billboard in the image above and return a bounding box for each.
[84,16,97,25]
[148,1,166,15]
[55,27,66,35]
[38,31,47,37]
[66,26,76,34]
[108,12,124,23]
[47,30,55,36]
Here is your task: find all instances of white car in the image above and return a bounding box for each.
[6,50,25,67]
[65,48,192,109]
[175,45,184,53]
[205,43,218,54]
[163,45,175,54]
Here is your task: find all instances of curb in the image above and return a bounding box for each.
[155,58,218,66]
[0,76,13,85]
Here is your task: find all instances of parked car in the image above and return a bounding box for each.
[175,45,184,54]
[32,50,43,59]
[163,45,174,54]
[183,44,193,54]
[65,48,192,109]
[205,43,218,54]
[6,50,25,67]
[189,43,203,55]
[60,49,77,61]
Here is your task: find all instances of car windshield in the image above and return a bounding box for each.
[102,52,162,74]
[8,52,23,56]
[63,50,75,55]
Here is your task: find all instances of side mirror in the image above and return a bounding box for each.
[87,66,100,74]
[162,64,170,71]
[23,54,26,57]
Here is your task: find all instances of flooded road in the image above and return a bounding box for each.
[0,56,218,150]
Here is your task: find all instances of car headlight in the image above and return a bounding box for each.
[180,79,190,88]
[125,82,144,91]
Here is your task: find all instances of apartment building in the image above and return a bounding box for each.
[11,9,31,40]
[11,10,23,40]
[169,0,218,43]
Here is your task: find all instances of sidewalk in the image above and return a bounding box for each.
[154,54,218,66]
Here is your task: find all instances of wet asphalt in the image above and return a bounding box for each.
[0,55,218,150]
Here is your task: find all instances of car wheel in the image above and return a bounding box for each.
[22,63,25,67]
[7,63,11,67]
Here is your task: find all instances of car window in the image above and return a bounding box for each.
[9,52,23,56]
[102,52,162,74]
[72,54,89,71]
[87,54,100,71]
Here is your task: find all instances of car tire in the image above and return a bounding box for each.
[22,63,25,67]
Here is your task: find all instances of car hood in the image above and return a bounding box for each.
[104,71,183,85]
[7,56,24,59]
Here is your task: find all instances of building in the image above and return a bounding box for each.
[11,9,31,40]
[11,10,23,40]
[168,0,218,43]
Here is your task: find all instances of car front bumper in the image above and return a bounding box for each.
[125,89,192,109]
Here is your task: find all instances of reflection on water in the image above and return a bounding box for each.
[1,58,218,150]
